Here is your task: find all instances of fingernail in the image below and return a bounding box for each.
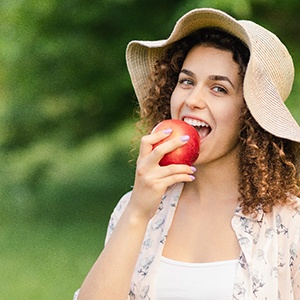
[191,166,196,173]
[189,175,195,181]
[180,135,190,142]
[163,128,173,134]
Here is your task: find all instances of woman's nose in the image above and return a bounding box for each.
[185,87,206,110]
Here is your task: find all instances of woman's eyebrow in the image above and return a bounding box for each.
[180,69,196,77]
[209,75,235,89]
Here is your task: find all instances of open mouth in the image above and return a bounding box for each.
[183,117,211,140]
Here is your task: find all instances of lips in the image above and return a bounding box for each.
[183,117,211,140]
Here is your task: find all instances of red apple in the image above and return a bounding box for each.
[152,119,200,166]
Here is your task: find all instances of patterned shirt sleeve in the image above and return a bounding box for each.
[105,191,132,245]
[290,207,300,297]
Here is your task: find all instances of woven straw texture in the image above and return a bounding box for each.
[126,8,300,144]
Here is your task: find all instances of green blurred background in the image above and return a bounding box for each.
[0,0,299,299]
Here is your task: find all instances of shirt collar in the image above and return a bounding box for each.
[234,204,265,222]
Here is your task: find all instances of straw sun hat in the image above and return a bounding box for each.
[126,8,300,145]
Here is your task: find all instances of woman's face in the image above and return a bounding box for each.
[170,45,245,166]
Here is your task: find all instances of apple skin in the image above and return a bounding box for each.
[152,119,200,166]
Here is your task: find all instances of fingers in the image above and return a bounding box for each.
[136,162,195,179]
[131,130,196,220]
[139,128,173,158]
[135,163,196,192]
[139,129,189,165]
[137,128,195,186]
[131,163,196,219]
[155,165,196,186]
[158,172,195,189]
[150,136,189,164]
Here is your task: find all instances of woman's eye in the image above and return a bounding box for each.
[178,78,193,86]
[212,86,227,93]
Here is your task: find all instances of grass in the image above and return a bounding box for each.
[0,119,136,299]
[0,220,107,299]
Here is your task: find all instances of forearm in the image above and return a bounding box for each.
[77,129,195,299]
[77,204,150,300]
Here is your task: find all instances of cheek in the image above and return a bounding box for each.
[170,93,181,119]
[223,99,244,121]
[218,105,243,133]
[223,109,240,123]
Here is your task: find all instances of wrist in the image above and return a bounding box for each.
[124,201,154,227]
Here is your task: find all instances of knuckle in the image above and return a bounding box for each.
[185,165,193,173]
[168,164,178,173]
[168,164,187,173]
[151,146,163,157]
[136,165,146,177]
[140,135,149,144]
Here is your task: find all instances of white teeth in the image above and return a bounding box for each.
[183,117,209,127]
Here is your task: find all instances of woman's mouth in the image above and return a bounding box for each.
[183,117,211,140]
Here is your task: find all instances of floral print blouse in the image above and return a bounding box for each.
[75,182,300,299]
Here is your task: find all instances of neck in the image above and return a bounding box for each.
[186,157,241,207]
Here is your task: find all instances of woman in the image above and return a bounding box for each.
[75,8,300,299]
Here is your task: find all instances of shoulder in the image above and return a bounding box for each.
[266,196,300,236]
[271,195,300,221]
[113,190,133,216]
[104,190,132,244]
[110,190,133,223]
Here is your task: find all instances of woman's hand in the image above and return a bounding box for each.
[129,128,196,220]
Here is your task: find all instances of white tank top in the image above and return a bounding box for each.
[155,256,238,299]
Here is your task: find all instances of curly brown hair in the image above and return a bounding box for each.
[134,27,299,215]
[239,108,299,215]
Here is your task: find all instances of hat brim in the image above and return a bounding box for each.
[126,8,300,145]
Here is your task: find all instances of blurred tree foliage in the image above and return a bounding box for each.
[0,0,185,149]
[0,0,299,224]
